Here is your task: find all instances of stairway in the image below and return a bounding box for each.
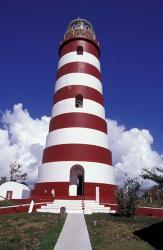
[37,199,116,214]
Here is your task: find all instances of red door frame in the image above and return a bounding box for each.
[6,191,13,200]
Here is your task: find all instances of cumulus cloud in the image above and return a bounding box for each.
[107,119,163,187]
[0,104,50,187]
[0,103,163,189]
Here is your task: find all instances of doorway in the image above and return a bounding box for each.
[70,165,84,196]
[77,175,84,195]
[6,191,13,200]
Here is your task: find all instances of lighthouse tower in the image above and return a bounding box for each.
[32,19,117,204]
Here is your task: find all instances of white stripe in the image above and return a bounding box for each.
[46,128,108,149]
[58,51,100,71]
[37,161,116,185]
[51,98,105,119]
[55,73,102,93]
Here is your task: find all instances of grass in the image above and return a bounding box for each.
[139,201,163,208]
[85,213,163,250]
[0,200,15,207]
[0,212,66,250]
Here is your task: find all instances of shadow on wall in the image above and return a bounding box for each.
[134,221,163,250]
[22,189,30,199]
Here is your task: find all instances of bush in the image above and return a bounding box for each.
[117,175,141,217]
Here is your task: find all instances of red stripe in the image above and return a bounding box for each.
[59,39,100,59]
[32,182,117,204]
[53,85,104,105]
[56,62,100,80]
[42,144,112,165]
[49,113,107,133]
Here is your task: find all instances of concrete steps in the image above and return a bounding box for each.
[37,199,116,214]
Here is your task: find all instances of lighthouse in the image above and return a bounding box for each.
[32,18,117,204]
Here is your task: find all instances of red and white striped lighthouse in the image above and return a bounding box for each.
[32,19,117,204]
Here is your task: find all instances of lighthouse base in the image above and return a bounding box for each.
[31,182,117,204]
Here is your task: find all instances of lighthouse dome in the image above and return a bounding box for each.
[68,18,94,33]
[64,18,97,43]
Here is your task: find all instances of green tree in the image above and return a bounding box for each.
[0,162,28,185]
[0,176,7,185]
[141,167,163,205]
[141,167,163,189]
[9,161,27,182]
[117,175,141,217]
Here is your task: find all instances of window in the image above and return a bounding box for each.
[75,94,83,108]
[77,46,83,55]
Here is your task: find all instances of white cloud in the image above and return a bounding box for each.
[0,104,50,187]
[0,103,163,189]
[107,119,163,187]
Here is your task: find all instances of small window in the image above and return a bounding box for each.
[77,46,83,55]
[75,94,83,108]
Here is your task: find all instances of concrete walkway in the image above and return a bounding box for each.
[54,213,92,250]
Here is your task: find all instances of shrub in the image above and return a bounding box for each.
[117,175,141,217]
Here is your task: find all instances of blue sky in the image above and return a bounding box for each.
[0,0,163,153]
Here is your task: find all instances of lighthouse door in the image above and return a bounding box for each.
[70,165,84,196]
[77,175,84,195]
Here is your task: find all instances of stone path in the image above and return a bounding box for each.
[54,213,92,250]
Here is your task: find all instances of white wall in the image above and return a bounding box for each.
[58,51,101,71]
[46,127,108,149]
[51,98,105,119]
[0,181,30,200]
[55,73,102,93]
[37,161,116,185]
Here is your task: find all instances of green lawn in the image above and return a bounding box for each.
[0,200,15,207]
[85,214,163,250]
[0,212,65,250]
